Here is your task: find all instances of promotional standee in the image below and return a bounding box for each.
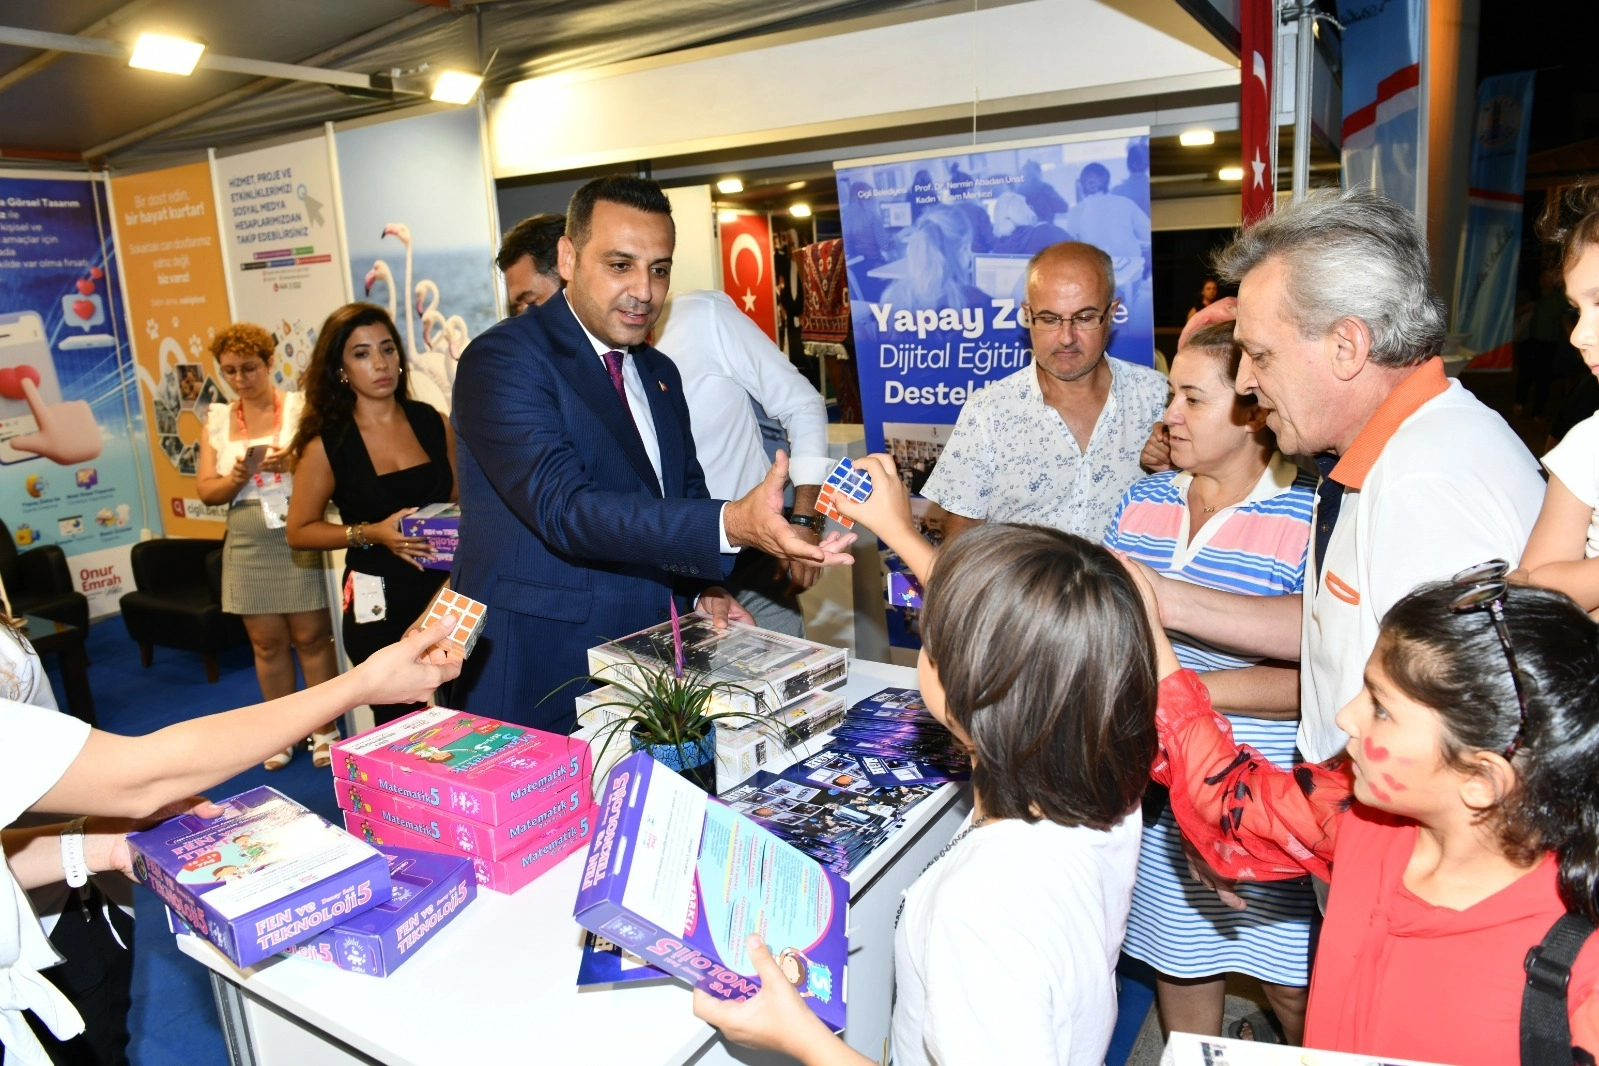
[211,134,350,394]
[0,172,157,616]
[335,106,501,414]
[111,160,237,534]
[834,132,1153,644]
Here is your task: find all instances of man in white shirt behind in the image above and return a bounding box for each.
[655,290,832,635]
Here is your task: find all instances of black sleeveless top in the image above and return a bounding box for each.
[324,398,453,581]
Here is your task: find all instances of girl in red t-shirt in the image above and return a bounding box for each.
[1124,559,1599,1065]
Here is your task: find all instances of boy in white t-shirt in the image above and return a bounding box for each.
[696,455,1154,1066]
[1513,184,1599,606]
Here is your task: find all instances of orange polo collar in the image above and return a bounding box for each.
[1328,358,1449,490]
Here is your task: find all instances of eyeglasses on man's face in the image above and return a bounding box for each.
[1021,303,1116,333]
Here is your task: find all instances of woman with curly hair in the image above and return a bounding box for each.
[196,323,336,771]
[286,303,456,728]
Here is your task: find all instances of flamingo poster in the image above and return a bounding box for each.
[718,212,778,342]
[211,134,350,393]
[333,106,500,415]
[110,160,235,538]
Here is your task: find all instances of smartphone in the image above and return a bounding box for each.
[0,311,64,465]
[242,444,269,475]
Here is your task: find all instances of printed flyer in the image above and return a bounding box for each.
[0,171,158,615]
[110,160,234,536]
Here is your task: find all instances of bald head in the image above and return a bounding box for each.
[1026,242,1115,308]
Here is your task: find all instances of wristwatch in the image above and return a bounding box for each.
[788,514,820,531]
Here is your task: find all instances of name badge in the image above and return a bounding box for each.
[351,571,387,623]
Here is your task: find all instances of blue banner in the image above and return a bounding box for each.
[835,134,1152,646]
[1336,0,1424,211]
[1454,72,1536,369]
[0,173,158,615]
[836,133,1154,456]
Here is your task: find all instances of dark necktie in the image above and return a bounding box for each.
[603,349,643,442]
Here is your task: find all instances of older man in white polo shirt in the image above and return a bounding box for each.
[922,241,1168,543]
[1137,189,1544,764]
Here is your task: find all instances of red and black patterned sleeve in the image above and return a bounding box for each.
[1150,669,1354,883]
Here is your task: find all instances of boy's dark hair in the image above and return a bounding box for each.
[1379,581,1599,923]
[566,175,673,252]
[921,525,1158,830]
[1536,180,1599,270]
[496,213,565,276]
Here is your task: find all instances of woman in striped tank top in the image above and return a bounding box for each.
[1103,321,1318,1043]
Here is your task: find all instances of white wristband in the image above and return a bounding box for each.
[60,817,89,888]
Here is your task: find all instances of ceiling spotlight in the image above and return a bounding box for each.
[431,70,483,105]
[716,178,744,194]
[1179,129,1216,147]
[1218,166,1245,181]
[789,203,811,218]
[128,32,205,76]
[787,180,807,190]
[717,210,739,224]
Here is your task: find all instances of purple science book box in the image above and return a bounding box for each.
[128,786,390,968]
[281,846,475,976]
[573,751,849,1030]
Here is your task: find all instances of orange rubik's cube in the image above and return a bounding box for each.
[422,587,486,658]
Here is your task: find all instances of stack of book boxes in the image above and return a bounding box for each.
[578,617,850,794]
[331,707,596,894]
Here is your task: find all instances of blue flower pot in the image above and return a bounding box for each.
[631,729,717,793]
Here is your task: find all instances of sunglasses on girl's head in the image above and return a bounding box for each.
[1448,559,1527,759]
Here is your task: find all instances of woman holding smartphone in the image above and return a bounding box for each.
[197,324,338,771]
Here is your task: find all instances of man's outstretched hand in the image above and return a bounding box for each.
[724,451,855,567]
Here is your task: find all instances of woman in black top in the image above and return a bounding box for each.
[286,303,456,732]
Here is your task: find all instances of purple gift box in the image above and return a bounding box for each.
[129,786,390,968]
[573,752,849,1030]
[400,503,459,572]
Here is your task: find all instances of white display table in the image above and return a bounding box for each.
[179,659,970,1066]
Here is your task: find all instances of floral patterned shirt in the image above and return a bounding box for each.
[921,357,1167,541]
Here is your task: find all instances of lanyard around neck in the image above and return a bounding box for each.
[237,391,283,444]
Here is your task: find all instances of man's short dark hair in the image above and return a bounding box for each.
[496,213,565,276]
[566,175,673,251]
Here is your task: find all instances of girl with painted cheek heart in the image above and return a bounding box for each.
[1124,561,1599,1065]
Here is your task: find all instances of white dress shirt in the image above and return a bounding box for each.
[654,290,831,499]
[566,293,736,554]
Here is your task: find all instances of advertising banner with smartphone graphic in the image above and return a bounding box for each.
[212,133,349,393]
[0,171,158,616]
[110,161,235,537]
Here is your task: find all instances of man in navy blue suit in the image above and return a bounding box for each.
[450,176,849,731]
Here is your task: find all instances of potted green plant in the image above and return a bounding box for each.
[574,606,794,794]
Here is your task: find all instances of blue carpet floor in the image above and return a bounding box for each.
[44,618,1156,1066]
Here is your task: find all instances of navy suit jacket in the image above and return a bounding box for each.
[449,295,729,731]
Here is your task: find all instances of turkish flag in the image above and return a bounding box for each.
[718,212,777,341]
[1240,0,1275,226]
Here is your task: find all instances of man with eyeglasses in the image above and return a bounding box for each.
[919,240,1167,543]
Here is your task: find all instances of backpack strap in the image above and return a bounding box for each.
[1522,912,1597,1066]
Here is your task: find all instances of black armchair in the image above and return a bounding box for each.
[0,517,89,631]
[119,538,246,682]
